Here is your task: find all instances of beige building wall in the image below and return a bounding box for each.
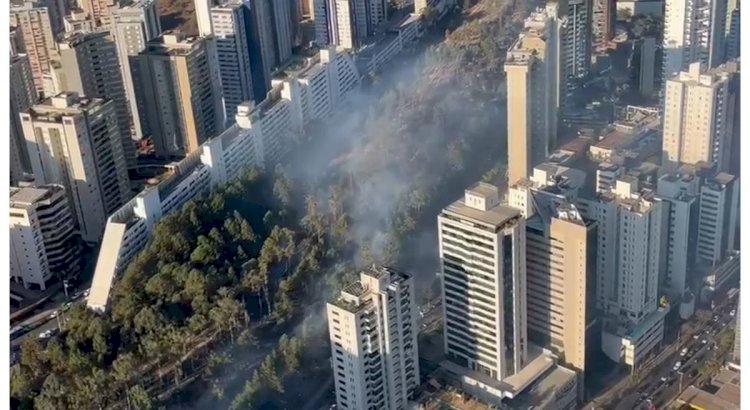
[10,6,58,94]
[526,212,594,392]
[663,62,733,171]
[505,63,531,185]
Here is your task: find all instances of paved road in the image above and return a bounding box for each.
[624,299,738,410]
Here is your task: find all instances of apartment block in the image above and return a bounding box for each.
[656,172,700,297]
[10,54,37,184]
[10,4,58,94]
[438,182,528,380]
[10,185,81,291]
[57,31,136,168]
[271,0,294,65]
[663,62,737,172]
[697,172,739,267]
[88,48,362,311]
[111,0,161,140]
[507,165,595,398]
[505,6,562,184]
[279,47,361,130]
[327,266,420,410]
[662,0,728,84]
[592,0,615,48]
[21,92,131,242]
[211,0,271,119]
[320,0,389,49]
[80,0,115,23]
[136,32,225,157]
[561,0,592,84]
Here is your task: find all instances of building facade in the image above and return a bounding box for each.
[438,182,528,381]
[326,266,420,410]
[111,0,162,140]
[10,185,81,291]
[505,7,561,185]
[57,31,136,168]
[21,93,131,243]
[697,172,739,267]
[10,54,37,184]
[10,4,59,94]
[211,1,271,119]
[592,0,615,48]
[662,62,736,172]
[136,32,225,157]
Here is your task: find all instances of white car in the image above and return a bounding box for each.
[702,339,708,344]
[48,310,58,319]
[680,348,688,356]
[673,361,682,371]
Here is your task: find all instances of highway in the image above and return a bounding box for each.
[617,296,738,410]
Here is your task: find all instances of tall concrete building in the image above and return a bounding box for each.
[326,266,420,410]
[111,0,162,140]
[211,0,271,119]
[21,92,131,242]
[319,0,389,49]
[656,172,700,297]
[56,31,136,168]
[581,177,668,369]
[10,4,59,94]
[438,182,528,381]
[507,165,595,397]
[561,0,592,86]
[662,62,736,171]
[10,54,37,184]
[270,0,294,65]
[136,32,225,157]
[80,0,116,23]
[195,0,214,36]
[725,0,740,60]
[662,0,728,84]
[10,185,81,290]
[592,0,615,48]
[505,7,561,185]
[697,172,739,267]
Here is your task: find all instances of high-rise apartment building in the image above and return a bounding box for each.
[271,0,294,65]
[136,32,225,157]
[57,31,136,168]
[438,182,528,381]
[725,0,740,60]
[505,7,562,185]
[592,0,614,48]
[10,4,58,94]
[582,177,668,369]
[10,185,81,290]
[662,62,736,171]
[326,266,420,410]
[211,0,271,119]
[195,0,214,36]
[10,54,37,184]
[507,164,595,397]
[697,172,739,266]
[561,0,592,85]
[662,0,728,84]
[656,172,700,297]
[21,92,131,242]
[111,0,161,140]
[80,0,115,23]
[319,0,389,49]
[10,26,23,56]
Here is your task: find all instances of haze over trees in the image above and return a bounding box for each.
[10,0,537,407]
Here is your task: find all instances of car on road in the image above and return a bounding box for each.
[38,329,54,339]
[48,310,58,319]
[660,376,668,383]
[84,289,90,297]
[680,348,688,356]
[730,309,736,317]
[673,361,682,371]
[702,339,708,344]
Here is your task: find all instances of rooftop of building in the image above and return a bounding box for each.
[677,368,741,410]
[26,92,107,119]
[505,364,577,408]
[329,266,411,313]
[604,307,667,341]
[442,185,521,229]
[272,52,322,81]
[143,31,203,55]
[59,30,107,46]
[10,185,63,208]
